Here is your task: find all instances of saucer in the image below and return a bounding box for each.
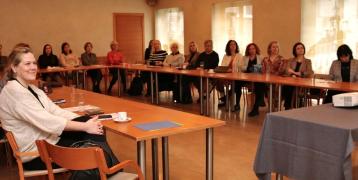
[113,117,132,123]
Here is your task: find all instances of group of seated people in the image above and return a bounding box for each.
[1,39,356,118]
[138,39,358,117]
[0,41,127,94]
[0,40,357,178]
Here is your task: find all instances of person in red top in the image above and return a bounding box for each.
[107,41,126,94]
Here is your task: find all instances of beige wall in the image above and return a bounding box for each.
[155,0,301,57]
[0,0,154,57]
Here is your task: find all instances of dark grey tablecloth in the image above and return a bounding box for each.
[254,104,358,180]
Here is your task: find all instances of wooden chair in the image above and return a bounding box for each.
[304,74,330,106]
[0,124,12,167]
[5,131,67,180]
[35,140,144,180]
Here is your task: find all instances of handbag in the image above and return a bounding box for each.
[69,140,120,180]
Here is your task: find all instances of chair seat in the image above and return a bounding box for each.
[24,168,67,177]
[109,172,138,180]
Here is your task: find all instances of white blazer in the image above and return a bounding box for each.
[0,80,78,162]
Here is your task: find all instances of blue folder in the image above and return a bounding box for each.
[134,121,181,131]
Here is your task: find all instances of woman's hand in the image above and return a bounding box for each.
[85,116,103,135]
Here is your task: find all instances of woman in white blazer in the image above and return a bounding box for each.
[216,40,243,108]
[0,46,109,171]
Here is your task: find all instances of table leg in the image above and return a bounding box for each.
[151,139,159,180]
[206,78,209,116]
[225,84,229,111]
[155,72,159,105]
[76,71,79,88]
[83,70,87,90]
[278,85,281,111]
[137,141,146,179]
[179,75,182,102]
[151,72,154,104]
[206,128,213,180]
[118,68,121,97]
[104,68,108,94]
[269,84,273,112]
[275,173,283,180]
[200,77,204,115]
[162,137,169,180]
[231,81,236,111]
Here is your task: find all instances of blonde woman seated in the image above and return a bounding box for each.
[216,40,242,107]
[258,41,286,113]
[0,46,118,174]
[282,42,313,109]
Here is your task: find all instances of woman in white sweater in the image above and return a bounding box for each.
[0,47,110,170]
[216,40,243,108]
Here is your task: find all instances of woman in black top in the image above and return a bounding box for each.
[282,42,313,109]
[324,44,358,103]
[38,44,63,85]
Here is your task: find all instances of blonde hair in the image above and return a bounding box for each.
[6,46,32,79]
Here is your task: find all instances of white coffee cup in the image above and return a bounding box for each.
[208,69,214,73]
[116,112,127,122]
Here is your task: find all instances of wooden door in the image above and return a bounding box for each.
[113,13,144,64]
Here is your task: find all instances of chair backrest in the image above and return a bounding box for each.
[36,140,109,180]
[314,73,331,80]
[5,131,19,154]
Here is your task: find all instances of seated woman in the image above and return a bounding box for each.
[324,44,358,103]
[143,40,168,96]
[282,42,313,109]
[0,46,117,172]
[59,42,80,85]
[107,41,126,94]
[234,43,263,112]
[163,42,184,67]
[180,41,201,104]
[81,42,102,93]
[59,42,80,67]
[37,44,63,86]
[250,41,285,116]
[216,40,242,108]
[163,42,184,102]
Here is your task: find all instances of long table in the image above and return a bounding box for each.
[254,104,358,180]
[49,86,225,180]
[41,64,358,116]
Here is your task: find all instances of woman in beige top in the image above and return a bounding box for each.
[59,42,80,67]
[0,47,113,171]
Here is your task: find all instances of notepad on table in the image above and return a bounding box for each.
[134,121,181,131]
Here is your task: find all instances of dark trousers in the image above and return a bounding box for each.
[23,116,106,170]
[251,83,266,112]
[88,69,102,93]
[324,90,344,104]
[282,85,294,109]
[108,69,126,92]
[179,75,195,103]
[234,81,246,106]
[141,71,151,95]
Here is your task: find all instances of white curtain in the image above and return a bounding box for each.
[155,8,184,53]
[302,0,358,74]
[212,1,253,62]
